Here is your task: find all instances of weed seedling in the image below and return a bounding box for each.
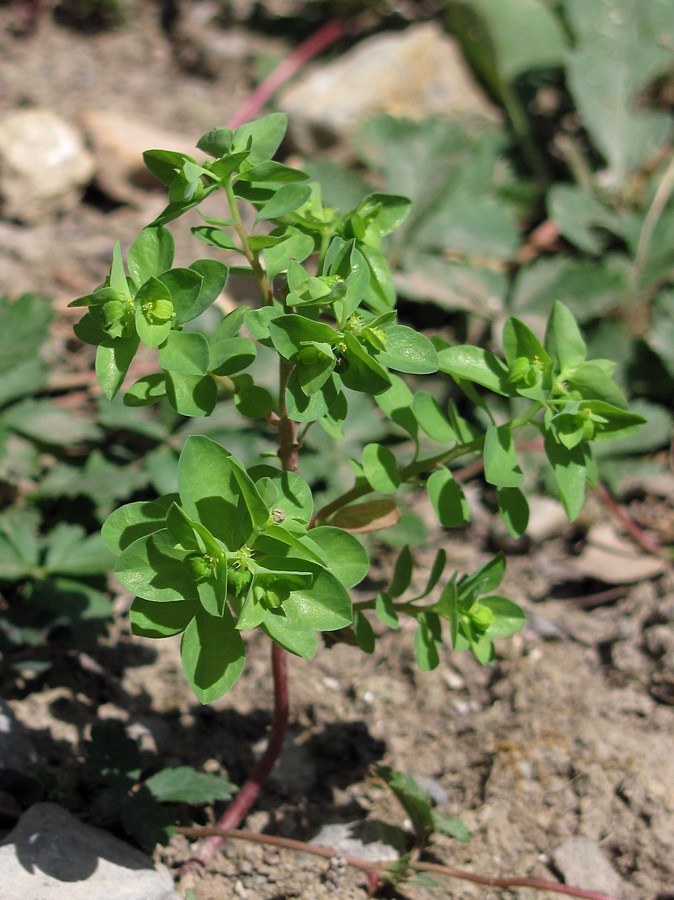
[70,113,644,878]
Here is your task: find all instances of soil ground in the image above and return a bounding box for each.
[0,6,673,899]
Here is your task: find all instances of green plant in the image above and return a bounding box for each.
[85,720,236,847]
[69,112,644,844]
[300,0,674,492]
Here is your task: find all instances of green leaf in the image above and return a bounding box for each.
[262,227,314,282]
[376,375,419,440]
[427,468,470,527]
[565,0,673,183]
[547,185,620,255]
[281,567,353,632]
[127,227,175,289]
[285,369,340,423]
[482,596,526,638]
[263,614,318,658]
[564,364,629,410]
[458,553,506,600]
[234,385,274,419]
[375,766,435,840]
[116,531,199,603]
[209,336,256,376]
[355,192,412,239]
[184,260,229,322]
[352,610,376,653]
[432,813,471,843]
[376,325,438,375]
[239,160,308,184]
[388,546,413,598]
[496,486,529,538]
[196,126,233,157]
[543,429,589,520]
[165,372,217,417]
[44,525,113,576]
[178,436,252,549]
[159,331,210,376]
[269,315,336,361]
[375,592,400,629]
[181,607,245,703]
[484,424,524,488]
[544,300,587,371]
[145,767,236,804]
[446,0,567,92]
[95,335,139,400]
[3,400,101,445]
[415,613,442,671]
[232,112,288,165]
[192,226,237,251]
[134,278,174,349]
[120,788,175,848]
[156,268,204,326]
[86,720,141,780]
[502,317,551,370]
[411,392,456,443]
[130,596,196,638]
[310,527,369,588]
[255,184,312,221]
[124,373,167,407]
[143,149,195,187]
[438,345,513,396]
[362,443,400,494]
[102,495,177,554]
[412,548,447,600]
[341,332,391,395]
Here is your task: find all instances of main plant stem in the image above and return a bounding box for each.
[188,362,299,866]
[189,643,289,864]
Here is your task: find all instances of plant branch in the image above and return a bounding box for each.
[313,404,543,526]
[277,360,299,473]
[223,178,274,305]
[178,824,620,900]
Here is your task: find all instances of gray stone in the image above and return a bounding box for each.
[0,701,37,773]
[279,22,500,154]
[526,496,569,543]
[553,836,625,895]
[0,109,94,224]
[574,522,668,584]
[80,110,202,204]
[310,820,403,862]
[0,803,180,899]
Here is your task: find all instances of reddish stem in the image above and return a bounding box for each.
[227,18,349,130]
[179,825,621,900]
[597,481,665,559]
[188,642,289,865]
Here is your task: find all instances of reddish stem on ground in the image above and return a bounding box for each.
[227,18,348,129]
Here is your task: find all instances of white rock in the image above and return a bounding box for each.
[279,22,500,153]
[0,700,37,773]
[0,803,180,899]
[310,820,402,861]
[80,110,202,204]
[553,836,625,895]
[0,109,95,224]
[574,522,668,584]
[526,496,569,543]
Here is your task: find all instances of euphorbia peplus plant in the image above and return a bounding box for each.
[70,113,645,837]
